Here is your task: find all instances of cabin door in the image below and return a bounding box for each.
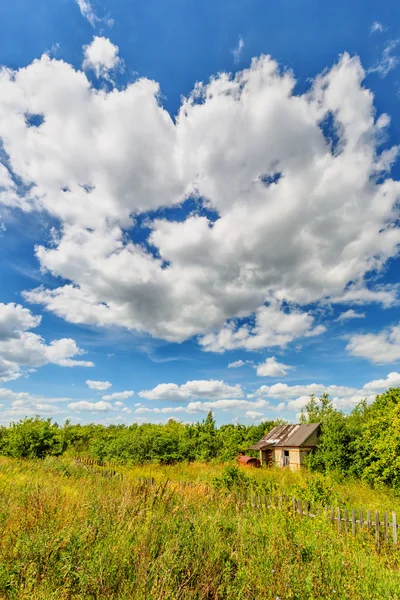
[261,449,273,467]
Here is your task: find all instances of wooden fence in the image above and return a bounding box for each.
[73,459,398,550]
[135,477,399,551]
[239,492,398,550]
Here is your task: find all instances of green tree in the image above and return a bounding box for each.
[3,417,61,458]
[302,394,352,474]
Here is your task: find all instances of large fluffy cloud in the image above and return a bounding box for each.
[0,48,399,350]
[0,303,93,381]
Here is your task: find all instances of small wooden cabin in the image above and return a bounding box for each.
[250,423,320,471]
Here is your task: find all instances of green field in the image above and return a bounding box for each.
[1,458,400,599]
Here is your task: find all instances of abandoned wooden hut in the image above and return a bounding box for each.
[249,423,320,470]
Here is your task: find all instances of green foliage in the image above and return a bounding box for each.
[0,417,61,458]
[0,414,280,466]
[301,387,400,491]
[293,474,337,507]
[212,465,251,490]
[0,458,399,599]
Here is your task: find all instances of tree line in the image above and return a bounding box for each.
[0,412,278,464]
[1,386,399,490]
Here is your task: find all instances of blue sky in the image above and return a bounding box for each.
[0,0,400,426]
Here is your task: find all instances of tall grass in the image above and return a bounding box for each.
[0,458,399,599]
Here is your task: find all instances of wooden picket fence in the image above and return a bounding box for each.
[135,477,399,551]
[235,492,398,550]
[74,456,122,479]
[73,460,398,550]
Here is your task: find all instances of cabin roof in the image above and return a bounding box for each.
[249,423,320,450]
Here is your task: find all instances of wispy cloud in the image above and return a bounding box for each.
[370,21,385,34]
[231,36,244,63]
[228,359,253,368]
[335,309,366,322]
[75,0,114,28]
[369,40,400,77]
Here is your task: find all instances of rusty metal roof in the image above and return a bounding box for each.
[249,423,320,450]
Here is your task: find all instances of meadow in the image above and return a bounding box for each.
[1,457,400,600]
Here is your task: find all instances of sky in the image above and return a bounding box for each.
[0,0,400,427]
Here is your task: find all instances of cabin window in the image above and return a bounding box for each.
[281,449,290,466]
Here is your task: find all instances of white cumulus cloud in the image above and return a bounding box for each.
[102,390,134,400]
[68,400,113,412]
[0,387,70,421]
[245,410,264,419]
[0,303,93,381]
[83,37,120,78]
[346,324,400,364]
[139,379,243,402]
[0,51,398,353]
[362,371,400,392]
[256,356,293,377]
[86,380,112,391]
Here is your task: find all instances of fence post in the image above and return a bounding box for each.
[367,510,371,533]
[352,509,356,536]
[393,512,397,549]
[344,509,348,535]
[375,512,380,551]
[337,508,341,533]
[359,509,363,532]
[384,512,389,544]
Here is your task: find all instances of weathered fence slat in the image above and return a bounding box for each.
[344,509,348,535]
[337,508,341,533]
[393,512,397,548]
[375,512,380,550]
[352,509,356,536]
[384,512,389,543]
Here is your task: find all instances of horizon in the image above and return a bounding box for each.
[1,0,400,427]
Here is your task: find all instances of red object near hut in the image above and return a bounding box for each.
[237,455,261,468]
